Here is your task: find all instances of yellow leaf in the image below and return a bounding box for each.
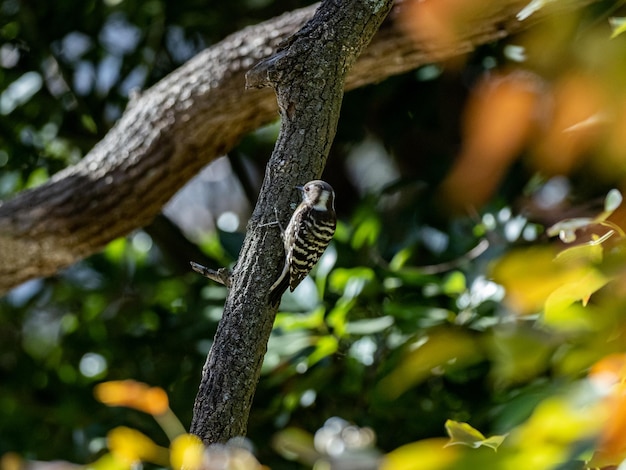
[544,267,609,320]
[553,241,603,264]
[445,420,507,451]
[87,453,132,470]
[382,438,459,470]
[170,434,204,470]
[107,426,168,466]
[491,246,578,314]
[513,397,605,449]
[378,329,482,399]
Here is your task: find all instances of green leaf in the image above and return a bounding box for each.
[198,233,231,266]
[326,298,356,337]
[274,306,326,332]
[444,420,507,451]
[389,247,413,271]
[308,335,338,366]
[352,216,381,249]
[81,114,98,133]
[104,238,127,263]
[25,167,49,189]
[328,267,376,298]
[441,271,466,295]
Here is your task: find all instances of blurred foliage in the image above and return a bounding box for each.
[4,0,626,469]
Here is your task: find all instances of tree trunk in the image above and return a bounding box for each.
[189,0,393,444]
[0,0,592,294]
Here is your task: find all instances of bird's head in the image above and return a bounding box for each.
[297,180,335,212]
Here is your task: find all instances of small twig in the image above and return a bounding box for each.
[190,262,232,288]
[419,239,490,274]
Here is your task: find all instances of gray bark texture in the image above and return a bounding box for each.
[0,0,589,294]
[189,0,394,443]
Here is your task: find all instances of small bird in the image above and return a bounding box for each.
[269,180,337,305]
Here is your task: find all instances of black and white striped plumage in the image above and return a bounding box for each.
[269,180,337,305]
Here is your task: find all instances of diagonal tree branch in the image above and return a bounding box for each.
[189,0,394,444]
[0,0,594,294]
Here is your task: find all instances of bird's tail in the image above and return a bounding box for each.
[269,262,290,306]
[268,275,289,306]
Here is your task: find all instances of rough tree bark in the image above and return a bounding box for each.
[0,0,593,295]
[188,0,394,443]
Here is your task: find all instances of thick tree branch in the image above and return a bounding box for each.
[0,0,593,294]
[189,0,393,444]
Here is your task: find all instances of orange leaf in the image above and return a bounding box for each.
[94,380,169,416]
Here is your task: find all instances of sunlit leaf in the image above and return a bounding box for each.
[274,306,326,331]
[540,302,600,333]
[553,239,604,264]
[609,17,626,39]
[382,438,459,470]
[198,232,231,266]
[24,167,49,189]
[378,329,482,399]
[389,247,413,271]
[352,215,381,249]
[492,246,586,314]
[103,238,127,263]
[445,420,507,451]
[328,267,376,298]
[326,298,356,337]
[88,452,132,470]
[544,267,609,318]
[94,380,169,416]
[513,395,606,455]
[441,271,466,295]
[308,335,338,366]
[170,434,204,470]
[107,427,168,466]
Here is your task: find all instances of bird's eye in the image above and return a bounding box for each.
[304,186,310,192]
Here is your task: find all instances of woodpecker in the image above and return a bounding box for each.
[269,180,337,305]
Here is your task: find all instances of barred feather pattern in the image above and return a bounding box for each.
[269,181,336,305]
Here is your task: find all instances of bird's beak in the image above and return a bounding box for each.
[295,185,304,191]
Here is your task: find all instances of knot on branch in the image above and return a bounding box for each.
[245,48,292,89]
